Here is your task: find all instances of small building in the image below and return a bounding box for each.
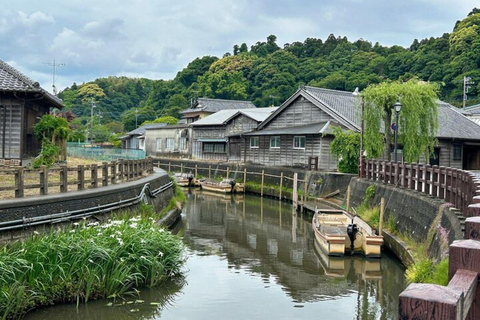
[0,60,64,165]
[241,86,480,171]
[144,124,192,159]
[190,108,277,161]
[462,104,480,126]
[181,98,256,124]
[120,123,167,150]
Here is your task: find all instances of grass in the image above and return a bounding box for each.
[0,214,186,319]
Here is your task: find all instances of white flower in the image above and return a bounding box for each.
[73,222,79,226]
[88,259,94,263]
[158,251,163,257]
[117,238,124,246]
[87,222,99,227]
[130,223,138,229]
[33,231,40,235]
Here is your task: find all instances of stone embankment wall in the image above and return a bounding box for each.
[0,169,174,227]
[154,158,354,198]
[348,177,463,263]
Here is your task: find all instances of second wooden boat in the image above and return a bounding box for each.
[312,208,383,258]
[199,178,236,193]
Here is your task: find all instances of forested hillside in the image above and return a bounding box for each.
[58,9,480,133]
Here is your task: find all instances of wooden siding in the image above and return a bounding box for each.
[225,114,259,136]
[242,134,337,170]
[0,99,22,159]
[192,141,227,161]
[263,97,334,130]
[193,126,225,139]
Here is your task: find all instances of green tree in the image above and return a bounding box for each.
[34,114,71,166]
[330,127,361,173]
[142,116,179,126]
[362,79,439,162]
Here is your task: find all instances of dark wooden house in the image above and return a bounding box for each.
[190,108,276,161]
[0,60,64,165]
[241,86,480,171]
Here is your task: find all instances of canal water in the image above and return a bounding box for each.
[25,190,406,320]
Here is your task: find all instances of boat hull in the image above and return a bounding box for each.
[312,209,383,258]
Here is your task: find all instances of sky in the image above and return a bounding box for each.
[1,0,478,94]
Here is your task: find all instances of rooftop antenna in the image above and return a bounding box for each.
[46,59,65,96]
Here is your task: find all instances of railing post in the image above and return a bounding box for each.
[417,164,423,192]
[372,160,377,181]
[279,172,283,199]
[40,165,48,195]
[244,168,247,194]
[409,163,415,190]
[91,164,98,188]
[14,167,24,198]
[383,161,389,184]
[102,162,108,187]
[425,164,431,195]
[195,164,198,177]
[209,165,211,179]
[261,170,265,197]
[181,163,183,174]
[118,159,125,181]
[432,165,438,197]
[60,165,68,193]
[226,167,230,179]
[402,162,408,188]
[439,166,446,200]
[168,162,171,173]
[111,161,116,184]
[78,165,85,190]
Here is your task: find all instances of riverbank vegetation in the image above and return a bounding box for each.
[0,214,185,319]
[353,185,449,286]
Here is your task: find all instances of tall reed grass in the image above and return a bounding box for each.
[0,215,185,319]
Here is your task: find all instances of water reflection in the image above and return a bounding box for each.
[25,190,405,320]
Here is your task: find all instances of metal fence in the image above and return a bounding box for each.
[67,144,145,161]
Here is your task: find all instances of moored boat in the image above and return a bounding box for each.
[173,172,195,187]
[199,178,236,193]
[312,208,383,258]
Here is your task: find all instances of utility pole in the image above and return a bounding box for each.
[91,101,96,144]
[135,108,138,129]
[463,76,475,109]
[46,59,65,96]
[98,110,102,125]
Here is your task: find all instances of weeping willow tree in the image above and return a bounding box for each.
[362,79,439,162]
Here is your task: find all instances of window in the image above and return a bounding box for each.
[453,144,462,161]
[179,137,187,150]
[156,138,162,150]
[250,137,259,148]
[203,142,226,153]
[270,136,281,148]
[166,138,175,150]
[293,136,306,149]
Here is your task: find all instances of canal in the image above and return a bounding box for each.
[25,190,406,320]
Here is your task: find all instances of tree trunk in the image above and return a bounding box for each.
[384,108,392,161]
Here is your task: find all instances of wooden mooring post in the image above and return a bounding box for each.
[279,172,283,200]
[243,168,247,194]
[261,170,264,197]
[399,213,480,319]
[293,173,298,209]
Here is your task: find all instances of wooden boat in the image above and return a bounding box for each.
[312,208,383,258]
[173,173,196,187]
[199,178,236,193]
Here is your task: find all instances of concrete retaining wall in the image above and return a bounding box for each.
[349,177,463,262]
[0,169,174,224]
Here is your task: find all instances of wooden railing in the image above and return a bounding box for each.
[0,158,154,198]
[400,213,480,319]
[155,160,310,209]
[361,160,480,217]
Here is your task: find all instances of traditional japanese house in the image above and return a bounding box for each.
[0,60,64,165]
[120,123,167,150]
[190,108,276,161]
[242,86,480,171]
[181,98,256,124]
[144,124,192,158]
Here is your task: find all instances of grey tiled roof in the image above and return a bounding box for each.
[125,123,168,136]
[303,86,361,129]
[0,60,63,108]
[463,104,480,115]
[181,98,256,114]
[190,107,277,126]
[437,102,480,140]
[243,121,334,136]
[145,124,189,130]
